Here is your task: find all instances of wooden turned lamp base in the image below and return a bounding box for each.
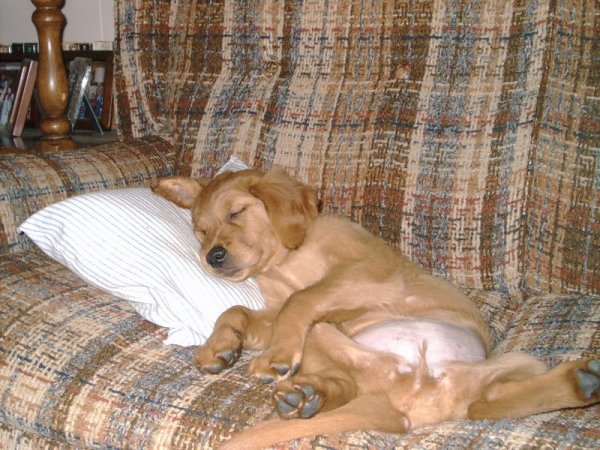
[36,116,77,151]
[32,0,77,151]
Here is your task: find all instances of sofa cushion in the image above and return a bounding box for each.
[1,249,597,449]
[493,293,600,364]
[462,288,519,349]
[113,0,554,296]
[0,136,176,256]
[0,249,271,448]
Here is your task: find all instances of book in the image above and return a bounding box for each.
[12,59,38,137]
[8,63,29,128]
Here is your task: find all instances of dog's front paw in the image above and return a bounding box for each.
[195,327,242,374]
[248,347,302,384]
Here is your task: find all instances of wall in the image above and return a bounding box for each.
[0,0,114,45]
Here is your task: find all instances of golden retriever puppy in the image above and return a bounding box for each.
[153,168,599,449]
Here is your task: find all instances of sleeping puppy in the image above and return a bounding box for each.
[153,168,600,449]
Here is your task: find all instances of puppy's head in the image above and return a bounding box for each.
[152,168,319,281]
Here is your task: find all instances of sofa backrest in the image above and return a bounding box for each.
[520,2,599,295]
[0,138,175,255]
[113,0,599,297]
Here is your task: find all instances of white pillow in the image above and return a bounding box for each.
[18,158,264,346]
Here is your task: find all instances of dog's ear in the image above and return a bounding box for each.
[250,168,319,249]
[152,176,206,209]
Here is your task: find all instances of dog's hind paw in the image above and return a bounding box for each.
[576,360,600,399]
[274,382,323,420]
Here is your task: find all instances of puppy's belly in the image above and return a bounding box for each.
[352,319,486,377]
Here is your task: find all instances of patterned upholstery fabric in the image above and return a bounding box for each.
[523,2,600,295]
[114,0,600,297]
[0,136,175,255]
[0,0,598,448]
[173,0,539,297]
[1,250,597,449]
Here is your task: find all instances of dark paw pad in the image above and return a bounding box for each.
[283,391,302,407]
[218,349,241,367]
[275,394,299,415]
[271,363,291,377]
[202,363,225,375]
[270,362,300,378]
[577,360,600,399]
[298,384,315,398]
[274,383,322,420]
[198,349,240,375]
[259,375,275,384]
[299,391,322,418]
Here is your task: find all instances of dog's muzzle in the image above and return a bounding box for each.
[206,245,227,268]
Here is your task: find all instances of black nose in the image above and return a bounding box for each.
[206,246,227,268]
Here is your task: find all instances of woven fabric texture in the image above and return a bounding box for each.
[0,0,597,448]
[1,250,597,449]
[0,136,175,256]
[113,0,600,296]
[524,1,600,295]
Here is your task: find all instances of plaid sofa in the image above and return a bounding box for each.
[1,0,598,448]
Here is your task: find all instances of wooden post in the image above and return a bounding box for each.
[32,0,76,150]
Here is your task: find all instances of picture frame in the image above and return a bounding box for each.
[0,61,26,134]
[66,57,93,131]
[83,57,113,130]
[64,52,114,132]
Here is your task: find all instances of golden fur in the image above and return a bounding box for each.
[153,169,599,449]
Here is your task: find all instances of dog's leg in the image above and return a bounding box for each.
[272,323,404,419]
[468,357,600,420]
[221,393,410,450]
[248,271,385,381]
[375,353,600,428]
[378,352,549,426]
[272,324,357,419]
[195,306,273,374]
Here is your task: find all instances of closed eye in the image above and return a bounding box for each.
[228,206,246,220]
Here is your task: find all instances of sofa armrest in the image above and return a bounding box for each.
[0,136,176,255]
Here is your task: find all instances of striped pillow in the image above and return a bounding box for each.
[18,186,264,347]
